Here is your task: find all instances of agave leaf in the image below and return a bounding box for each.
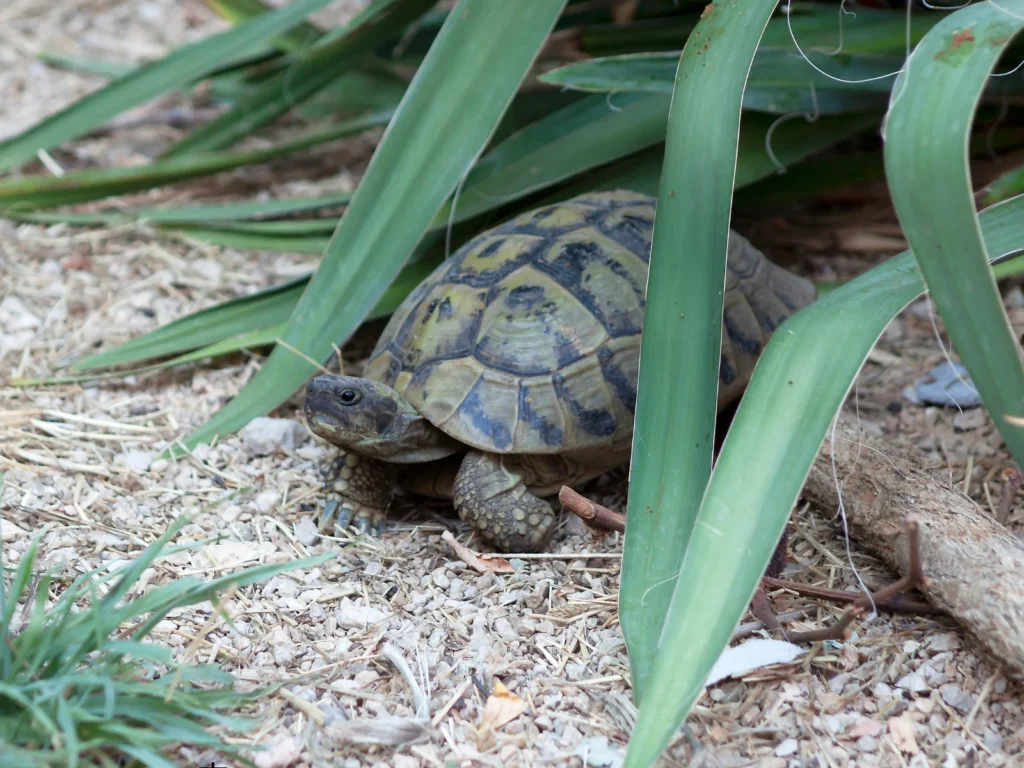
[0,0,338,173]
[0,110,391,209]
[167,0,567,457]
[624,189,1024,767]
[206,0,326,52]
[163,0,433,156]
[433,93,670,227]
[884,1,1024,462]
[620,0,778,712]
[3,191,352,227]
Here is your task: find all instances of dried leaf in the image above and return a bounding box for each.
[888,713,920,754]
[442,531,515,573]
[479,680,526,731]
[847,718,883,738]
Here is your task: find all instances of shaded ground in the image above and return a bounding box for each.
[3,2,1024,766]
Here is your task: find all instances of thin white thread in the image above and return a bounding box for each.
[988,0,1024,22]
[924,296,974,418]
[786,1,905,85]
[824,0,856,56]
[764,82,820,174]
[829,414,877,617]
[921,0,972,9]
[605,90,625,112]
[639,572,681,606]
[833,436,910,480]
[993,55,1024,77]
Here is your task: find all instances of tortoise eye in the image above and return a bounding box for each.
[339,389,361,405]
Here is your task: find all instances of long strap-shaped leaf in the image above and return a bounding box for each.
[165,0,567,458]
[884,0,1024,464]
[624,191,1024,768]
[620,0,779,710]
[163,0,433,157]
[0,0,337,173]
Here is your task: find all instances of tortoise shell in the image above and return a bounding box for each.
[363,189,816,455]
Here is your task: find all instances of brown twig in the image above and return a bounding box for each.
[559,486,626,532]
[762,576,940,616]
[785,519,925,643]
[559,487,939,630]
[997,467,1022,525]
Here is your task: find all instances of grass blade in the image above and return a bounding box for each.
[167,0,567,457]
[207,0,326,53]
[619,0,779,714]
[162,0,432,157]
[3,191,352,227]
[624,189,1024,768]
[434,93,670,227]
[0,110,391,209]
[0,0,338,173]
[884,3,1024,466]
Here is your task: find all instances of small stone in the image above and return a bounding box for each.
[926,633,960,652]
[321,705,346,726]
[940,684,975,714]
[431,568,451,590]
[856,735,879,753]
[494,617,519,641]
[983,728,1004,752]
[828,673,852,694]
[254,489,282,513]
[895,671,930,694]
[908,361,982,408]
[295,518,319,546]
[336,598,389,629]
[241,417,309,456]
[0,296,41,331]
[116,449,153,472]
[353,670,380,686]
[995,678,1008,694]
[775,738,798,757]
[1004,286,1024,308]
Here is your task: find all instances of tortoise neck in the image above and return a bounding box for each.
[384,411,462,463]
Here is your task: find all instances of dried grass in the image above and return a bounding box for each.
[2,1,1024,766]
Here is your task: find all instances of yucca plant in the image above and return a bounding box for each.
[6,0,1024,765]
[0,497,333,766]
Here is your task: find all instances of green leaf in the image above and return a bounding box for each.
[539,48,904,115]
[3,191,352,227]
[618,0,781,716]
[162,0,433,157]
[624,189,1024,768]
[0,0,338,173]
[884,3,1024,463]
[0,110,391,209]
[433,93,671,227]
[167,0,568,457]
[206,0,326,53]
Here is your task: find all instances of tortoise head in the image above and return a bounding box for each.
[304,374,458,462]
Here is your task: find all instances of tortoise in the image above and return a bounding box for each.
[303,189,817,552]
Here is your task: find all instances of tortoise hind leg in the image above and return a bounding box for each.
[316,450,394,537]
[452,451,557,552]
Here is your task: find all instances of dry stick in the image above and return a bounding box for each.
[784,519,924,643]
[558,486,625,531]
[804,412,1024,680]
[559,486,933,621]
[997,467,1022,525]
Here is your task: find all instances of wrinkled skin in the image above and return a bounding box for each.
[304,374,559,551]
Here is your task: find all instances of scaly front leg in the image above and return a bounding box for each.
[317,450,394,537]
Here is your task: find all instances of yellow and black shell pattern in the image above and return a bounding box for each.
[363,190,817,456]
